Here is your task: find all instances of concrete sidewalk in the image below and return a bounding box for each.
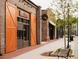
[12,37,77,59]
[0,37,78,59]
[70,36,78,59]
[12,38,64,59]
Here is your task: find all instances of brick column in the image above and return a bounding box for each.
[47,20,50,40]
[55,26,57,39]
[0,0,6,55]
[36,6,41,44]
[42,20,48,41]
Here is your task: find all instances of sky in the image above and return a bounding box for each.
[31,0,78,17]
[31,0,52,9]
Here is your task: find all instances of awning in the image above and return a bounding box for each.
[48,20,56,26]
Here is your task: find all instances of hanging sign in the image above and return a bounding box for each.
[42,14,48,20]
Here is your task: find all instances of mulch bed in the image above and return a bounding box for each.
[41,49,74,58]
[41,51,58,57]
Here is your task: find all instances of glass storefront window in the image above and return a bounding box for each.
[17,17,30,49]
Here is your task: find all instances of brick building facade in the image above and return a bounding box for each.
[41,9,56,41]
[0,0,41,54]
[41,10,50,41]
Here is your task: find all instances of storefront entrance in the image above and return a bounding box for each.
[49,23,55,39]
[17,17,30,49]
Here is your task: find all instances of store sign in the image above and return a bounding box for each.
[20,10,29,19]
[42,14,48,20]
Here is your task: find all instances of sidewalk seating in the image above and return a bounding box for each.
[49,48,74,59]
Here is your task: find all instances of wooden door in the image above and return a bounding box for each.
[6,2,18,53]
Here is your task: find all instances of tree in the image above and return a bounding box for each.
[56,19,64,28]
[65,16,77,35]
[56,19,64,38]
[50,0,78,48]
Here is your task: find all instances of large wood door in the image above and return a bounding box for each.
[6,2,18,53]
[31,15,36,46]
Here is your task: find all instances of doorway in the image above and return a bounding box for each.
[49,23,55,40]
[17,17,30,49]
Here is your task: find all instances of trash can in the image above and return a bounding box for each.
[70,35,73,41]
